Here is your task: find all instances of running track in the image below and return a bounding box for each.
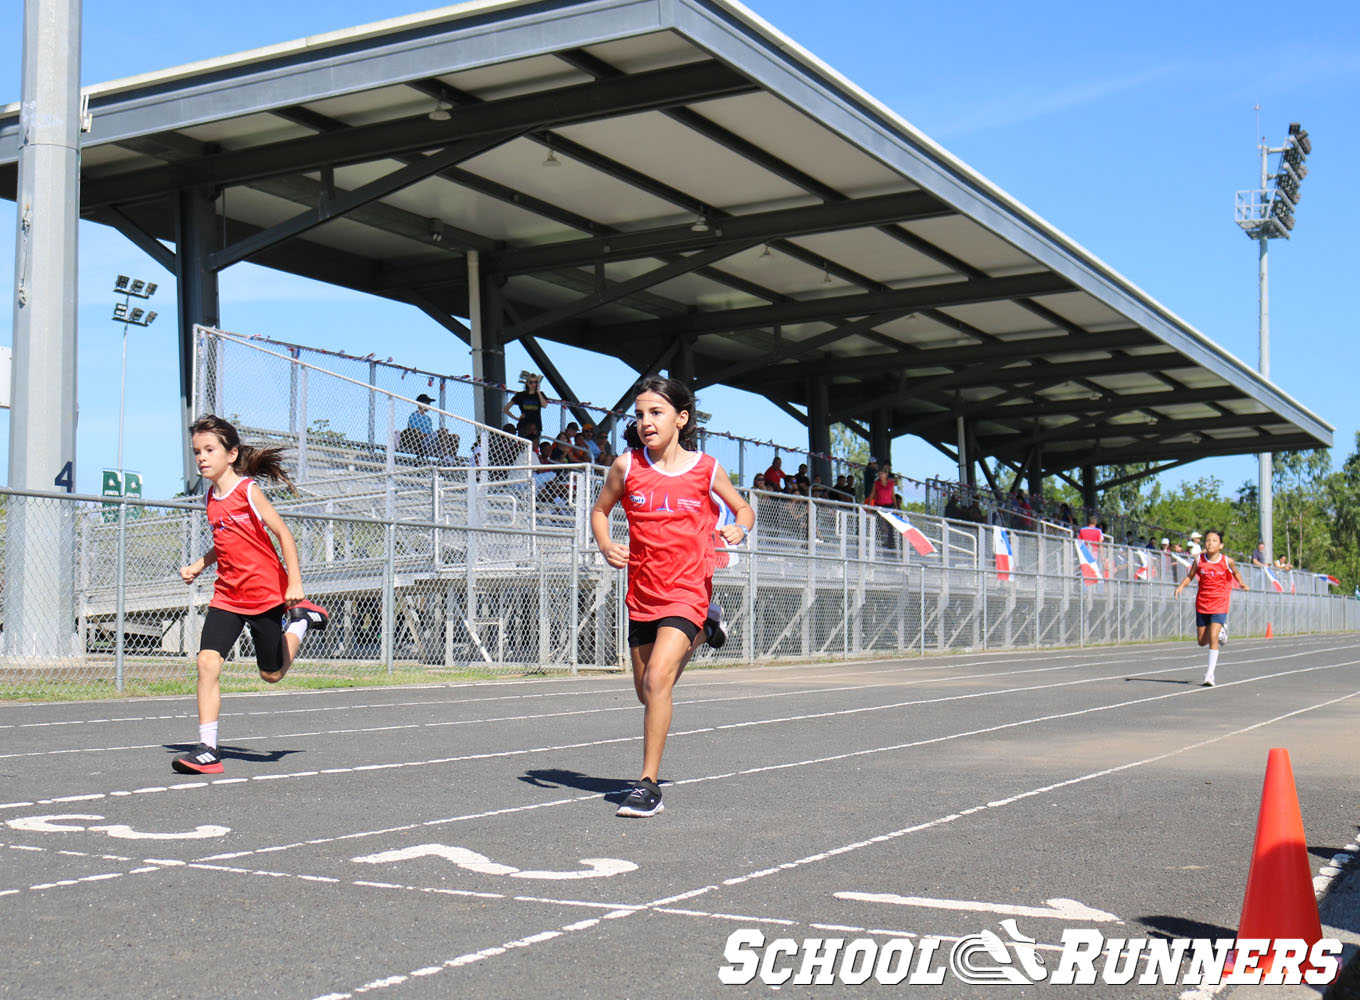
[2,634,1359,999]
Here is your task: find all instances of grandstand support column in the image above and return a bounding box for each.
[467,252,505,426]
[672,335,696,386]
[807,376,831,485]
[1081,465,1097,516]
[870,408,892,470]
[175,186,221,494]
[956,416,968,489]
[7,0,82,659]
[1027,446,1043,503]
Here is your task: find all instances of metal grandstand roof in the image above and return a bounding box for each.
[0,0,1333,487]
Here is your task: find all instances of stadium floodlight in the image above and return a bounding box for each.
[1232,118,1315,569]
[109,275,159,481]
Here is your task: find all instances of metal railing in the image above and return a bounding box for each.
[2,483,1354,700]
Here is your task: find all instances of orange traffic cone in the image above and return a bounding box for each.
[1265,622,1274,638]
[1227,748,1329,979]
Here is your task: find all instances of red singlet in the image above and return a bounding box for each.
[621,449,720,626]
[1194,553,1233,614]
[205,478,288,614]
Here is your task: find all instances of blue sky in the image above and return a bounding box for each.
[2,0,1357,498]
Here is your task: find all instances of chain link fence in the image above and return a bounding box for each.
[3,483,1356,701]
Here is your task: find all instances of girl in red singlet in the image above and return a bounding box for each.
[173,416,329,775]
[1172,529,1247,687]
[591,378,755,817]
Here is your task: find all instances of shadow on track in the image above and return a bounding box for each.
[518,767,653,803]
[163,743,305,765]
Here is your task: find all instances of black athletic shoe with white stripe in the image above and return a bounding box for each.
[172,743,224,775]
[704,603,727,650]
[288,600,329,632]
[616,779,663,818]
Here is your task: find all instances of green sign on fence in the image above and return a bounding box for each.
[101,470,143,521]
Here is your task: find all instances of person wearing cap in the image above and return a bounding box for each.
[1188,530,1203,559]
[504,373,548,441]
[402,392,437,459]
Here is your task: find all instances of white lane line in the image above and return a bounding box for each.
[196,665,1360,868]
[6,648,1356,854]
[3,635,1326,732]
[3,639,1348,763]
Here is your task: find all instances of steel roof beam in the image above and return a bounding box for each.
[755,328,1151,382]
[483,191,950,274]
[589,272,1070,341]
[502,239,764,341]
[75,62,755,208]
[207,135,509,270]
[979,411,1285,453]
[1050,434,1320,466]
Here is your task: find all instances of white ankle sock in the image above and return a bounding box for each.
[286,619,308,641]
[1205,649,1219,683]
[200,721,219,749]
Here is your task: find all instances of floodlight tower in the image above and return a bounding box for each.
[109,275,159,478]
[1235,121,1312,563]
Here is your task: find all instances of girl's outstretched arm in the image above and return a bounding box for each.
[591,455,630,569]
[252,482,305,606]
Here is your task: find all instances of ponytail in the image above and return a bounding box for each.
[190,414,297,494]
[237,444,296,494]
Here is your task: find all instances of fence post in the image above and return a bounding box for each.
[298,366,309,482]
[569,511,581,675]
[382,522,395,674]
[745,493,757,663]
[368,360,378,447]
[114,499,127,693]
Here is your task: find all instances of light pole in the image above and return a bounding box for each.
[1235,121,1312,564]
[109,275,158,479]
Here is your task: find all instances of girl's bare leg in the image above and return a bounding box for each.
[637,627,696,782]
[196,650,224,724]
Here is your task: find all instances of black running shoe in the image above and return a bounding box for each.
[1201,679,1215,688]
[288,600,329,632]
[704,603,727,650]
[172,743,224,775]
[616,779,663,818]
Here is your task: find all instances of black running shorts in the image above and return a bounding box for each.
[200,605,287,672]
[627,615,700,648]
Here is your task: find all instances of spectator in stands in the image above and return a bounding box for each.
[752,472,768,492]
[556,422,588,463]
[863,457,879,498]
[865,463,897,510]
[1188,530,1203,559]
[504,373,548,439]
[829,474,852,502]
[1274,553,1293,571]
[582,422,602,462]
[1250,540,1268,567]
[435,430,462,464]
[764,456,786,489]
[1078,513,1103,547]
[400,393,437,459]
[944,493,963,522]
[966,496,985,524]
[795,463,810,489]
[1058,502,1076,532]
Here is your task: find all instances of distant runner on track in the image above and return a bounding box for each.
[1172,528,1247,687]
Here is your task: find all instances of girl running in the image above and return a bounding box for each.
[1172,528,1247,687]
[591,377,754,817]
[174,415,329,774]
